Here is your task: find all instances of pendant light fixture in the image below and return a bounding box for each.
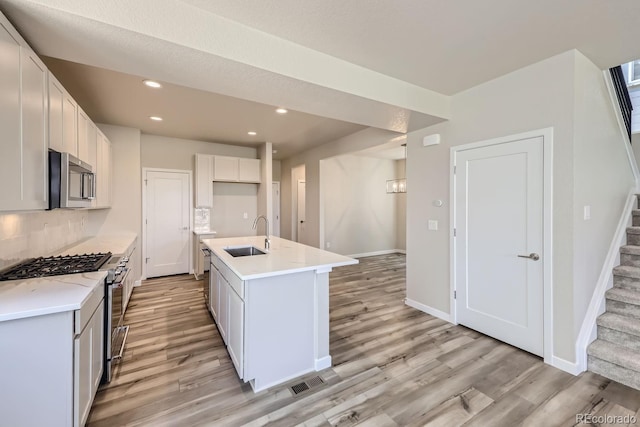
[386,144,407,193]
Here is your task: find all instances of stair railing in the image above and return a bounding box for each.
[609,65,633,141]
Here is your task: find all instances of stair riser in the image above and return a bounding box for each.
[598,327,640,351]
[626,233,640,246]
[633,215,640,227]
[613,275,640,291]
[621,253,640,268]
[588,356,640,390]
[606,299,640,320]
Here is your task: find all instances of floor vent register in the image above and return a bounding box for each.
[290,376,325,395]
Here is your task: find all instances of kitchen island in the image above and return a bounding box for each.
[202,236,358,392]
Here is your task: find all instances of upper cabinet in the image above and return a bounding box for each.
[77,107,90,163]
[0,14,48,211]
[48,73,64,153]
[195,154,213,208]
[212,155,261,183]
[94,130,112,209]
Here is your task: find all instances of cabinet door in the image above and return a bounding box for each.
[19,49,48,210]
[210,265,220,321]
[62,93,78,156]
[95,131,112,208]
[74,320,92,427]
[87,121,98,208]
[228,286,244,379]
[195,154,213,207]
[90,301,104,394]
[238,158,261,183]
[48,73,65,152]
[77,107,89,163]
[218,275,229,344]
[212,155,239,182]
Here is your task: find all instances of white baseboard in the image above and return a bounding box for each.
[348,249,405,258]
[134,279,142,287]
[405,298,452,322]
[314,356,332,371]
[551,355,583,376]
[396,249,406,254]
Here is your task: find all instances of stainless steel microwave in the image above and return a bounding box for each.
[49,150,95,209]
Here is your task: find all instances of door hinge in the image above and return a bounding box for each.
[453,165,457,174]
[144,179,148,185]
[145,257,150,264]
[453,228,456,237]
[454,290,457,299]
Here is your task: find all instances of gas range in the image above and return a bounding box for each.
[0,253,113,282]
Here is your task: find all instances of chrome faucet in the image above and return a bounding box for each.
[252,215,270,250]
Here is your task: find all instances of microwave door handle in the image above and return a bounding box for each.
[89,173,95,200]
[80,173,86,199]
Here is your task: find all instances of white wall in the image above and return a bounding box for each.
[406,50,635,364]
[321,155,397,256]
[140,134,259,235]
[572,53,636,334]
[256,142,273,235]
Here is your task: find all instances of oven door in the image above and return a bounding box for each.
[105,268,130,382]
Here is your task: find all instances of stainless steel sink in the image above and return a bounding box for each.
[224,246,266,257]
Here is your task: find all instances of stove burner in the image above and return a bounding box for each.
[0,252,112,282]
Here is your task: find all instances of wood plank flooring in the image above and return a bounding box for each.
[87,254,640,426]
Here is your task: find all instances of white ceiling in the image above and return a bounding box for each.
[2,0,640,159]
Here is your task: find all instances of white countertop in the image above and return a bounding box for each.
[202,236,358,280]
[58,232,137,256]
[193,230,217,236]
[0,271,107,322]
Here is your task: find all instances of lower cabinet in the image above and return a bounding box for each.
[0,281,104,427]
[218,272,229,344]
[227,285,244,378]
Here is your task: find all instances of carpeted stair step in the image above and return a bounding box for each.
[620,245,640,268]
[626,227,640,245]
[633,210,640,226]
[597,312,640,351]
[588,340,640,390]
[613,265,640,291]
[606,287,640,320]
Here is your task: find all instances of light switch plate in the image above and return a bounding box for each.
[584,205,591,220]
[428,220,438,231]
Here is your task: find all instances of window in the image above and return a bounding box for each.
[626,60,640,86]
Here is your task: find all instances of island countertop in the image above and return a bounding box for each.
[201,236,358,280]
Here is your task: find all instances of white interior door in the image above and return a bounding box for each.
[272,182,281,237]
[454,136,544,356]
[145,170,191,278]
[297,180,306,243]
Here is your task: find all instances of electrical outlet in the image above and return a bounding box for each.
[428,220,438,231]
[243,212,248,219]
[584,205,591,220]
[326,242,331,249]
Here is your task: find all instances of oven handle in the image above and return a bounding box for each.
[112,325,130,361]
[112,267,131,288]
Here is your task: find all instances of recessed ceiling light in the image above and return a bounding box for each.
[272,149,278,154]
[143,80,162,88]
[275,108,288,114]
[149,116,163,121]
[248,131,257,136]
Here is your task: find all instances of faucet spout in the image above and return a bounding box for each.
[252,215,270,250]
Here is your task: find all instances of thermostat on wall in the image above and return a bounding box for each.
[423,134,441,147]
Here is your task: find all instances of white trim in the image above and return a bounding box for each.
[134,279,141,288]
[347,249,404,258]
[396,249,407,254]
[405,298,452,323]
[450,127,554,364]
[314,355,332,371]
[551,355,582,376]
[272,181,281,237]
[141,167,193,279]
[603,70,640,188]
[575,190,637,372]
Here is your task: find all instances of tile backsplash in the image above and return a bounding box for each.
[0,210,88,270]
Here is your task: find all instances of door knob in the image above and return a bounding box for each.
[517,253,540,261]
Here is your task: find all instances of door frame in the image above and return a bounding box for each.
[296,179,306,243]
[141,167,193,280]
[450,127,554,363]
[272,181,281,237]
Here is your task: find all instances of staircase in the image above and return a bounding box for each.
[588,210,640,390]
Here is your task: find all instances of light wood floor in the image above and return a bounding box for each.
[87,254,640,426]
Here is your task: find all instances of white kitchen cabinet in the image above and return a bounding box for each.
[209,260,219,321]
[0,14,48,211]
[62,91,78,156]
[218,271,229,344]
[195,153,213,207]
[94,129,112,208]
[238,158,261,183]
[212,155,239,182]
[77,107,90,163]
[48,72,65,153]
[74,299,104,427]
[0,280,104,427]
[228,285,244,378]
